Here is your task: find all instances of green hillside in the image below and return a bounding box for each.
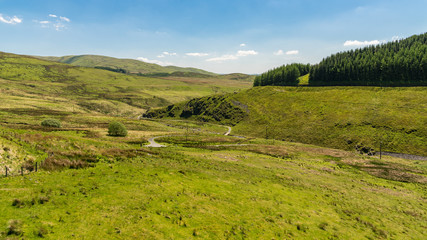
[0,51,251,117]
[0,51,425,239]
[310,33,427,86]
[38,54,216,75]
[255,33,427,87]
[144,86,427,156]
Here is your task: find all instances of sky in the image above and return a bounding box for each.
[1,0,426,74]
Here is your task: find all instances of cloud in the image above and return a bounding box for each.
[157,51,177,58]
[240,43,246,47]
[206,50,258,63]
[286,50,299,55]
[36,14,71,31]
[0,14,22,24]
[60,16,70,22]
[206,55,238,62]
[274,50,284,56]
[343,40,381,47]
[392,36,401,42]
[186,52,209,57]
[137,57,172,66]
[236,50,258,57]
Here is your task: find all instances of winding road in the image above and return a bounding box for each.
[146,125,232,148]
[146,136,166,148]
[225,126,232,136]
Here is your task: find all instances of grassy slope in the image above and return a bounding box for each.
[38,54,216,75]
[231,86,427,155]
[0,114,425,239]
[0,52,251,117]
[0,51,425,239]
[146,86,426,156]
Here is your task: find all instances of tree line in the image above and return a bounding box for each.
[254,32,427,87]
[253,63,310,86]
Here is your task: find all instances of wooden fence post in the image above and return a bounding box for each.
[35,162,38,172]
[21,167,24,176]
[5,166,8,177]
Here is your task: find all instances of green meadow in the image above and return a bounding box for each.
[0,51,426,239]
[1,114,426,239]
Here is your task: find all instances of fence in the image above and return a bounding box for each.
[2,161,42,177]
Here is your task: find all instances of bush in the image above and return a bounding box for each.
[6,219,23,236]
[41,119,61,128]
[108,122,128,137]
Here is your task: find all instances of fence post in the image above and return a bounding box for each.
[21,167,24,176]
[5,166,8,177]
[35,162,38,172]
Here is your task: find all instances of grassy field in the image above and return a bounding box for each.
[37,54,217,75]
[0,51,426,239]
[147,86,427,156]
[231,86,427,156]
[0,51,251,117]
[0,112,426,239]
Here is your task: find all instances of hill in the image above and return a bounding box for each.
[0,51,425,239]
[310,32,427,86]
[38,54,217,75]
[1,97,425,239]
[144,86,427,156]
[255,33,427,87]
[0,51,251,118]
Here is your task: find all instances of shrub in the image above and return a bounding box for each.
[6,219,23,236]
[108,122,128,137]
[41,119,61,128]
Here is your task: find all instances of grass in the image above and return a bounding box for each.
[149,86,426,156]
[0,50,426,239]
[37,54,217,75]
[0,118,425,238]
[231,86,427,155]
[0,51,251,117]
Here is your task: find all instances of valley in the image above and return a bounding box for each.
[0,33,426,239]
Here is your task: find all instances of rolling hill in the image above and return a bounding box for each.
[144,86,427,156]
[0,51,251,117]
[37,54,217,75]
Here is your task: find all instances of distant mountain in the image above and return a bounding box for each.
[37,54,217,76]
[0,51,250,117]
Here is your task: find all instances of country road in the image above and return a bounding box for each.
[146,125,232,148]
[146,136,166,148]
[225,126,231,136]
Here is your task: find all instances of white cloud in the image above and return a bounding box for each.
[286,50,299,55]
[53,22,66,31]
[206,55,238,62]
[236,50,258,57]
[60,16,70,22]
[0,14,22,24]
[36,14,71,31]
[206,50,258,63]
[186,52,209,57]
[240,43,246,47]
[392,36,401,42]
[274,50,284,56]
[137,57,172,66]
[343,40,381,47]
[158,51,177,58]
[163,51,177,56]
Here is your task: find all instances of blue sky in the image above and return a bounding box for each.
[1,0,426,74]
